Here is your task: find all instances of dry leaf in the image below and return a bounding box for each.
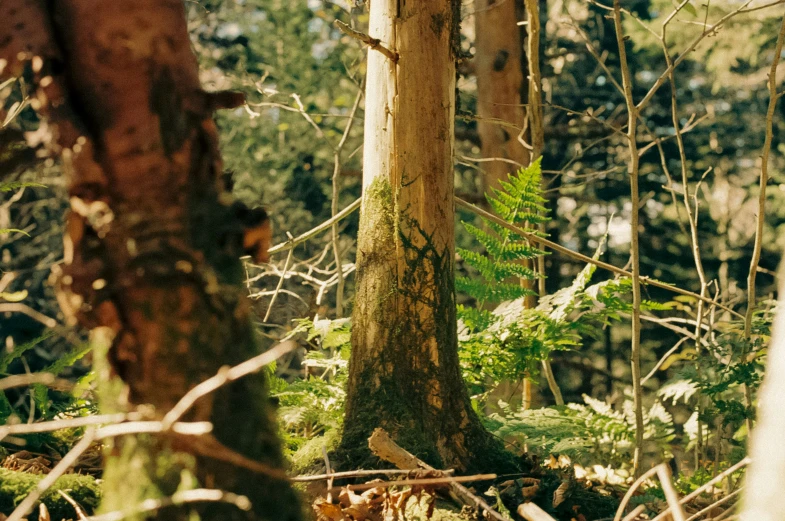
[553,480,570,508]
[313,497,346,521]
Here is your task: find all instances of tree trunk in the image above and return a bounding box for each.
[474,0,530,193]
[338,0,515,473]
[1,2,300,519]
[475,0,543,408]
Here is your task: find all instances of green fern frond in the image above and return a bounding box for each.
[493,260,539,281]
[495,242,545,261]
[457,276,535,303]
[461,222,508,258]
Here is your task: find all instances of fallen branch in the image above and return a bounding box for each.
[291,468,455,483]
[368,428,509,521]
[333,474,497,493]
[518,502,557,521]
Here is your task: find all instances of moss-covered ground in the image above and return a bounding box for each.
[0,468,101,519]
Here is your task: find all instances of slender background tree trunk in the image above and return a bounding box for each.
[339,0,515,473]
[474,0,530,193]
[1,2,301,519]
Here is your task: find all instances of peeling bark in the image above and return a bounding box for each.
[339,0,516,474]
[1,2,301,519]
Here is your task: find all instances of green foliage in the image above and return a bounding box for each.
[486,392,675,469]
[270,317,349,468]
[654,300,773,454]
[456,159,547,307]
[0,469,101,518]
[458,229,651,401]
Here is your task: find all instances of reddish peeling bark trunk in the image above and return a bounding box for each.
[1,2,300,519]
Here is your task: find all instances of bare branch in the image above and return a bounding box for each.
[161,341,298,430]
[455,196,743,318]
[266,198,361,256]
[7,428,97,521]
[334,20,399,63]
[86,489,251,521]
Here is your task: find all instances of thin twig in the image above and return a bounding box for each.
[612,1,643,475]
[0,413,135,439]
[741,12,785,436]
[7,428,96,521]
[85,489,251,521]
[267,198,361,256]
[455,196,743,318]
[323,445,334,503]
[57,490,88,520]
[744,13,785,336]
[95,420,213,439]
[161,341,298,430]
[614,464,662,521]
[651,457,750,521]
[656,465,687,521]
[0,373,73,391]
[636,0,756,111]
[0,303,57,328]
[684,488,742,521]
[641,336,690,384]
[264,236,294,322]
[330,87,363,317]
[334,473,497,493]
[622,505,646,521]
[291,468,454,483]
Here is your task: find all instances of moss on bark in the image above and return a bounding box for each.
[339,179,520,475]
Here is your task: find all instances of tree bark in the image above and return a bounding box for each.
[474,0,530,193]
[338,0,515,473]
[1,2,301,519]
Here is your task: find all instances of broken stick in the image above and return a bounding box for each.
[367,428,507,521]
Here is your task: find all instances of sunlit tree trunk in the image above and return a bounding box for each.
[474,0,530,193]
[475,0,547,408]
[0,2,300,519]
[339,0,513,473]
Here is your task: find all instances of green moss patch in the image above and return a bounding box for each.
[0,469,101,519]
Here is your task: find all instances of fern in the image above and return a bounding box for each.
[487,392,675,467]
[458,158,548,308]
[270,317,350,463]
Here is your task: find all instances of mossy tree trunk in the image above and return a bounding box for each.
[339,0,514,474]
[0,2,300,520]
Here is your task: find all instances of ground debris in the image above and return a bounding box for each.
[313,477,437,521]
